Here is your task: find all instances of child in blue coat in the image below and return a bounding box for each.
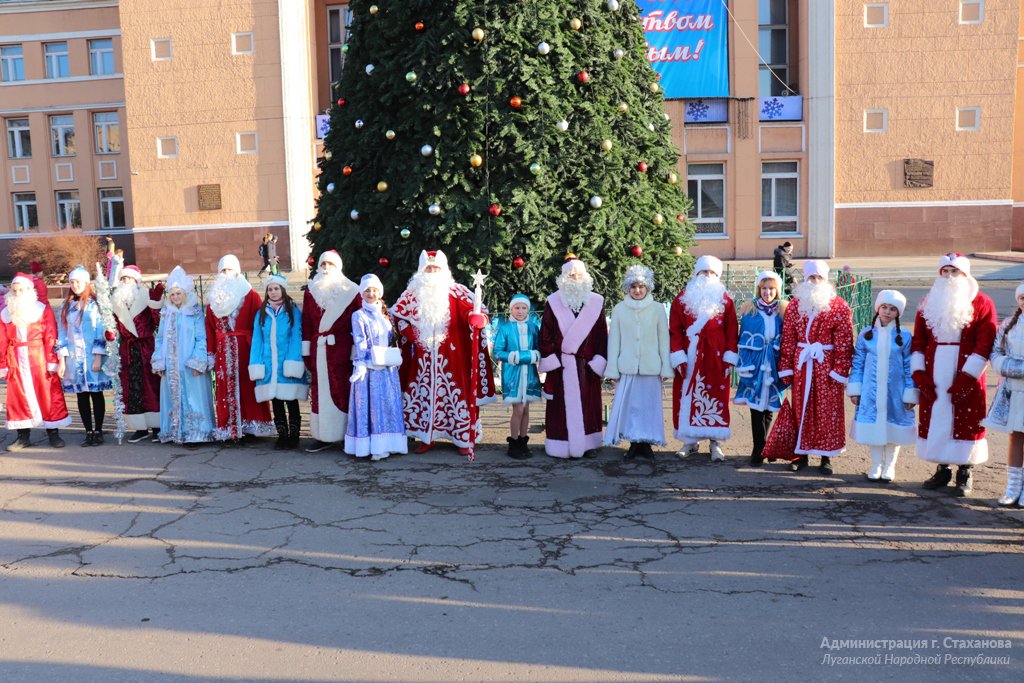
[492,293,541,459]
[249,274,306,449]
[847,290,917,482]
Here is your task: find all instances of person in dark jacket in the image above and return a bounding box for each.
[773,241,795,296]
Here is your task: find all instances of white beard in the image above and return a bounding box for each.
[922,276,974,338]
[795,280,836,317]
[5,289,40,328]
[206,273,251,318]
[112,280,139,311]
[556,274,594,314]
[407,271,455,349]
[681,275,726,319]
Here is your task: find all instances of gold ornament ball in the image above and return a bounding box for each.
[673,246,683,256]
[600,139,613,152]
[385,129,396,140]
[569,18,582,30]
[323,149,333,161]
[667,172,679,185]
[650,82,660,93]
[472,27,485,41]
[617,102,628,113]
[313,221,323,231]
[469,153,483,167]
[369,5,378,15]
[653,213,664,225]
[377,181,389,192]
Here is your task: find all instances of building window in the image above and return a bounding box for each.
[50,114,75,157]
[6,118,31,159]
[94,112,120,154]
[55,162,74,183]
[960,0,984,24]
[0,45,24,82]
[758,0,790,96]
[89,38,115,75]
[956,106,981,131]
[687,163,726,236]
[44,42,70,79]
[232,32,254,55]
[13,192,38,231]
[151,38,173,61]
[761,161,799,234]
[328,6,351,84]
[864,3,889,28]
[98,159,117,180]
[157,136,178,158]
[864,109,888,133]
[236,131,258,154]
[56,190,81,230]
[99,188,125,229]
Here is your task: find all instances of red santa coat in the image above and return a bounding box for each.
[392,283,496,449]
[206,288,273,439]
[538,292,608,458]
[669,292,739,441]
[0,303,71,429]
[910,285,997,465]
[301,283,360,443]
[777,295,854,457]
[113,286,162,430]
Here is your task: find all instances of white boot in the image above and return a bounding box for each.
[676,441,700,459]
[880,445,899,483]
[710,441,725,462]
[997,466,1023,506]
[865,446,883,481]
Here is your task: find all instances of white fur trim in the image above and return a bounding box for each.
[910,352,926,373]
[538,354,561,373]
[530,350,540,364]
[938,252,971,277]
[961,353,987,379]
[588,355,607,377]
[693,255,723,278]
[544,432,603,459]
[248,364,265,381]
[217,254,241,273]
[508,350,519,365]
[722,350,738,366]
[256,381,307,403]
[669,350,687,368]
[674,425,731,441]
[829,371,848,384]
[846,382,862,397]
[903,387,919,404]
[803,260,829,280]
[0,369,6,379]
[992,356,1005,375]
[302,340,311,356]
[46,362,57,373]
[874,290,907,316]
[778,369,794,378]
[43,415,72,429]
[283,360,305,379]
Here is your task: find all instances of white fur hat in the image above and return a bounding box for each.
[166,265,194,294]
[803,260,830,280]
[418,249,449,272]
[874,289,907,316]
[755,270,782,291]
[265,274,287,291]
[359,273,383,295]
[67,265,90,283]
[561,258,588,276]
[218,254,241,274]
[318,250,342,270]
[938,252,971,277]
[11,273,33,289]
[120,265,142,282]
[693,255,723,278]
[1016,282,1024,299]
[621,264,655,293]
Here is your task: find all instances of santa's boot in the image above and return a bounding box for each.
[997,466,1023,506]
[922,464,952,490]
[46,429,65,449]
[819,456,833,476]
[517,436,533,459]
[865,446,884,481]
[880,446,900,483]
[954,465,973,497]
[6,429,32,452]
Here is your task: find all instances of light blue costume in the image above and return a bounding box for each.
[152,267,215,444]
[345,274,407,459]
[734,301,784,412]
[248,302,307,402]
[492,295,541,404]
[57,296,112,393]
[848,322,916,446]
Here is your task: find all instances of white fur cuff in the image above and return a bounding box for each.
[992,356,1005,376]
[301,340,311,356]
[508,350,519,365]
[47,362,57,373]
[723,350,739,366]
[911,352,925,373]
[0,369,8,379]
[961,353,987,379]
[846,382,862,397]
[57,347,69,357]
[670,350,687,368]
[248,364,266,381]
[283,360,305,378]
[829,371,848,385]
[589,355,607,377]
[531,351,540,364]
[778,369,794,378]
[903,387,919,404]
[538,354,561,373]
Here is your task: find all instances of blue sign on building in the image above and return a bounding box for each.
[637,0,730,100]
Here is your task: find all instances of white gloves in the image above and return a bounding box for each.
[350,365,367,383]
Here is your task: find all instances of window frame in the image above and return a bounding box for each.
[93,111,120,154]
[956,106,981,131]
[232,32,254,55]
[44,41,70,79]
[757,0,789,97]
[0,44,25,82]
[686,162,727,237]
[327,5,351,84]
[151,38,173,62]
[13,191,38,231]
[761,161,800,235]
[55,190,82,230]
[959,0,984,25]
[99,187,125,229]
[6,117,31,159]
[236,131,258,154]
[49,114,76,157]
[863,109,888,133]
[156,136,178,159]
[88,38,115,76]
[864,3,889,28]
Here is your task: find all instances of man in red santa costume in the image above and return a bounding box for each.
[777,260,854,475]
[911,253,997,496]
[669,255,738,461]
[112,265,163,442]
[0,273,71,450]
[29,261,48,302]
[301,250,361,453]
[391,250,495,455]
[538,257,608,459]
[205,254,273,443]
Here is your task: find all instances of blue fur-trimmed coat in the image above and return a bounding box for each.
[733,303,784,412]
[56,298,112,393]
[847,322,917,446]
[248,303,307,403]
[492,317,541,403]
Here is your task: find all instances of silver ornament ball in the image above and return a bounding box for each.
[589,195,603,209]
[354,119,364,129]
[365,64,375,75]
[420,144,434,156]
[556,119,569,132]
[537,41,551,55]
[350,209,360,220]
[428,203,441,216]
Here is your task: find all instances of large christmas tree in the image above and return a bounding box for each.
[311,0,695,306]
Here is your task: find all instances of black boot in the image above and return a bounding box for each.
[517,436,533,459]
[127,429,149,443]
[6,429,31,452]
[922,464,953,490]
[94,430,104,446]
[790,455,809,472]
[639,442,655,460]
[287,421,301,449]
[151,428,161,443]
[274,416,288,451]
[954,465,973,497]
[819,457,833,476]
[82,431,95,447]
[506,436,528,460]
[47,429,65,448]
[624,442,639,461]
[749,452,765,467]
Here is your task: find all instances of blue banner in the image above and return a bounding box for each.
[637,0,730,99]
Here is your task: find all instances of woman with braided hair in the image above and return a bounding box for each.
[847,290,917,482]
[982,283,1024,506]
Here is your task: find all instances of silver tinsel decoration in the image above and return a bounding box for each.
[93,263,126,443]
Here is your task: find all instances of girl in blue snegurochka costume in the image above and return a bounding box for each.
[344,273,407,461]
[56,265,112,447]
[847,290,917,483]
[982,282,1024,507]
[492,293,541,459]
[152,266,215,447]
[248,274,306,450]
[733,270,787,467]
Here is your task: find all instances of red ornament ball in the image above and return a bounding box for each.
[307,256,315,265]
[676,213,686,222]
[509,96,522,108]
[337,98,347,107]
[378,257,390,267]
[631,245,643,257]
[458,83,471,95]
[414,21,425,31]
[636,161,649,172]
[488,203,502,217]
[513,256,525,269]
[577,70,591,84]
[342,165,353,176]
[104,330,116,342]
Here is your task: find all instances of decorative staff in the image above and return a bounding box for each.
[467,269,489,461]
[93,262,126,443]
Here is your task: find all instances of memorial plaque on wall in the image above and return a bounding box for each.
[198,184,222,210]
[904,159,934,188]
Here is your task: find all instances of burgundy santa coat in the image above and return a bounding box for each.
[301,285,361,443]
[910,286,997,465]
[392,284,497,449]
[206,289,272,439]
[538,292,608,458]
[777,295,854,457]
[114,286,162,430]
[0,303,71,429]
[668,292,739,441]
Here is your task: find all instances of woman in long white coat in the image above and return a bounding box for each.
[983,283,1024,506]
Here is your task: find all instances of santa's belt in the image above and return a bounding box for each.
[10,341,43,348]
[797,342,833,368]
[316,334,336,347]
[934,342,960,346]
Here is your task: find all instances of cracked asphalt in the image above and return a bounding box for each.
[0,387,1020,682]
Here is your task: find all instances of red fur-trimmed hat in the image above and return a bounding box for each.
[938,252,970,276]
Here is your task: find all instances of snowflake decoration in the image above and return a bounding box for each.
[761,98,784,119]
[686,99,709,121]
